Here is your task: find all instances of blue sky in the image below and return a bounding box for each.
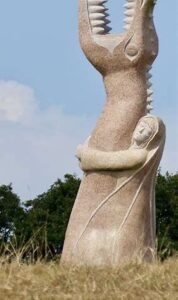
[0,0,177,200]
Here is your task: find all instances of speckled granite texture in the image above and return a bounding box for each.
[61,0,165,266]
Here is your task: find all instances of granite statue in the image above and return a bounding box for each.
[61,0,165,266]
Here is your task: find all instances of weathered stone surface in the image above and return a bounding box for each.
[61,0,165,266]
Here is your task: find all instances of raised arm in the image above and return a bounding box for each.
[76,146,147,171]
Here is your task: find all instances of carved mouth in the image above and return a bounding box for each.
[87,0,137,35]
[87,0,156,35]
[86,0,155,114]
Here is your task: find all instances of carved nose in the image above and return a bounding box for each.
[139,128,144,134]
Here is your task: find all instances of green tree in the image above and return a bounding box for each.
[0,172,177,261]
[0,184,25,245]
[156,171,178,256]
[24,174,81,258]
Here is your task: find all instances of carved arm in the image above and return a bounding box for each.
[76,145,147,171]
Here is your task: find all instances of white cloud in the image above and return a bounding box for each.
[0,81,94,200]
[0,80,176,201]
[0,80,37,122]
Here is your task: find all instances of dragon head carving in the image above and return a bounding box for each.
[79,0,158,114]
[79,0,158,73]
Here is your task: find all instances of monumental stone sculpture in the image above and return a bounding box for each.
[61,0,166,266]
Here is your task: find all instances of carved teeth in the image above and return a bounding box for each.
[88,0,107,4]
[91,20,105,27]
[92,27,105,34]
[103,12,109,18]
[147,89,153,97]
[124,10,135,17]
[89,6,106,13]
[105,19,111,25]
[146,65,152,72]
[124,16,133,24]
[88,0,112,35]
[124,24,130,31]
[147,96,153,104]
[124,3,135,9]
[147,104,153,113]
[123,0,136,31]
[147,81,152,89]
[146,65,154,114]
[104,25,112,33]
[146,73,152,80]
[89,13,106,20]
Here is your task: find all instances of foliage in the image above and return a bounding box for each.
[0,172,177,260]
[21,174,80,259]
[0,184,24,244]
[156,171,178,257]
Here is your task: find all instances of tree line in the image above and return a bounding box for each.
[0,172,177,260]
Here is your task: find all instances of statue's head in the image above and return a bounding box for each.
[132,115,165,149]
[79,0,158,75]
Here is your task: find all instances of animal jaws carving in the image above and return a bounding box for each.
[80,0,157,113]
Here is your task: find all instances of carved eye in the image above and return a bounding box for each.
[125,45,139,57]
[124,34,140,61]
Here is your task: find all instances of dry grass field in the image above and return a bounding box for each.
[0,256,178,300]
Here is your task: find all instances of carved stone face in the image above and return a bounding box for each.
[133,120,154,146]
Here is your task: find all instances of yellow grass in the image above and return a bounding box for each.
[0,257,178,300]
